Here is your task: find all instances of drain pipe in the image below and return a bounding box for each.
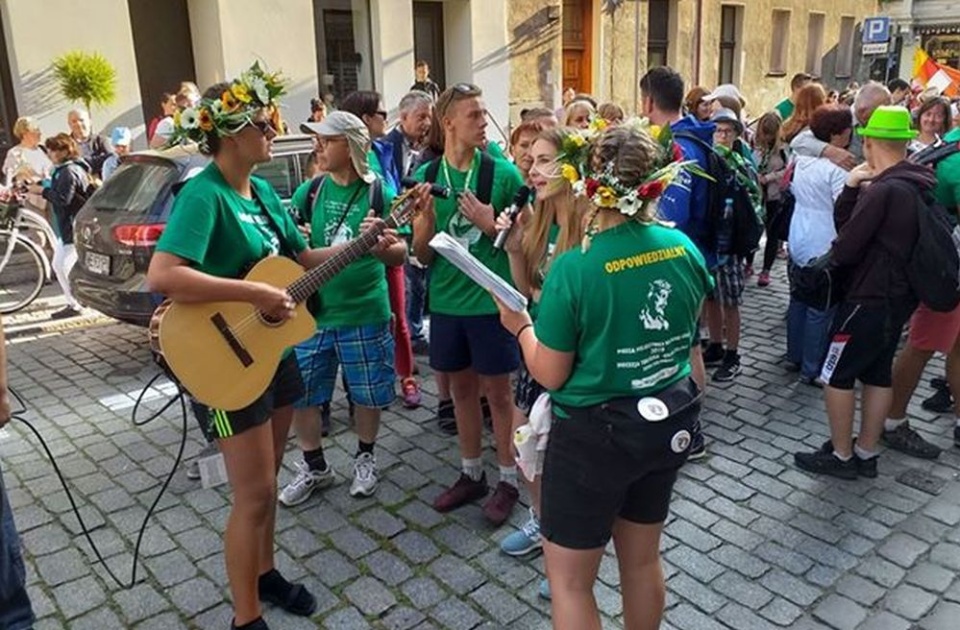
[694,0,703,85]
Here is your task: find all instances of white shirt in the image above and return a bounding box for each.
[153,117,175,144]
[3,145,53,185]
[788,155,848,266]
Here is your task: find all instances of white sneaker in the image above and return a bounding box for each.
[350,452,378,497]
[279,460,335,507]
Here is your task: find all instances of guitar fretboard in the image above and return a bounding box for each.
[287,201,408,303]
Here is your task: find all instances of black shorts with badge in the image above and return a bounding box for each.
[540,377,701,550]
[819,302,914,390]
[192,353,304,439]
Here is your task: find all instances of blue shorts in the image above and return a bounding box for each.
[294,323,396,409]
[429,313,520,376]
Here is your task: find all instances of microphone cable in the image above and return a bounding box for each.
[6,371,188,589]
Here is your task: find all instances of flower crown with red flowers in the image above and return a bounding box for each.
[557,117,706,219]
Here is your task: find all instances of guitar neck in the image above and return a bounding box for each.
[287,203,406,303]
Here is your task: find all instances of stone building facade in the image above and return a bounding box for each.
[509,0,880,123]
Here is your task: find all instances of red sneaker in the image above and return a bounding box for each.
[401,377,422,409]
[757,271,771,287]
[482,481,519,526]
[433,473,488,512]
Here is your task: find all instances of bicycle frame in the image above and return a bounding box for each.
[1,207,51,281]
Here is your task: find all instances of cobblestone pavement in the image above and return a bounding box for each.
[3,267,960,630]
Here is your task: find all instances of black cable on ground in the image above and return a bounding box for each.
[8,371,188,589]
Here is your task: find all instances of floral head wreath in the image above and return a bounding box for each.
[168,62,287,152]
[555,116,708,250]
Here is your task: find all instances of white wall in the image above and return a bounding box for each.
[370,0,415,114]
[2,0,145,146]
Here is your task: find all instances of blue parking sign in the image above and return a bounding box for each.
[863,17,890,44]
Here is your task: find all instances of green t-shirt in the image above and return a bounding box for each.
[535,221,713,410]
[290,176,394,328]
[935,127,960,210]
[157,163,306,278]
[775,98,794,120]
[414,150,524,315]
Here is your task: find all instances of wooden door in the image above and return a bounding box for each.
[413,1,446,90]
[562,0,592,94]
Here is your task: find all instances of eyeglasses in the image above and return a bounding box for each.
[376,110,388,119]
[714,127,738,137]
[250,120,277,136]
[315,137,346,149]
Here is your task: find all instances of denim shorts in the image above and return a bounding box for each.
[429,313,520,376]
[294,323,396,409]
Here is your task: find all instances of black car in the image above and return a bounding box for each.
[70,135,316,326]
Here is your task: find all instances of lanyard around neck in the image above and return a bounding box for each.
[441,151,477,195]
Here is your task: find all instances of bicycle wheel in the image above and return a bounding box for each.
[0,232,45,314]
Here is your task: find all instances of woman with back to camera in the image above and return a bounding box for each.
[493,122,712,630]
[494,127,590,599]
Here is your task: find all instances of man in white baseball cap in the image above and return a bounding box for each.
[301,111,377,184]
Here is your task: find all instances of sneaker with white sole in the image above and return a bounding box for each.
[350,452,378,497]
[279,461,335,507]
[500,507,542,556]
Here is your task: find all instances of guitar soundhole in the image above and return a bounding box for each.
[258,311,284,327]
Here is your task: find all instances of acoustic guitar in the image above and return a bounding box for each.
[150,188,417,411]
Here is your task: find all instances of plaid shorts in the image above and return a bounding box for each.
[293,323,396,409]
[710,258,745,307]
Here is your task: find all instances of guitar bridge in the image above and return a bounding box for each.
[211,313,254,368]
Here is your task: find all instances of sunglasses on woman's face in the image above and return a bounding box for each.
[249,119,277,136]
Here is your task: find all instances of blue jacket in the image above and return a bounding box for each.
[372,127,407,195]
[659,115,716,265]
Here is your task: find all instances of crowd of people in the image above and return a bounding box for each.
[4,55,960,630]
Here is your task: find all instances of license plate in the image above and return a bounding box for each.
[86,251,110,275]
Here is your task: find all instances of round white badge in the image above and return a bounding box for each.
[637,397,669,421]
[671,430,692,454]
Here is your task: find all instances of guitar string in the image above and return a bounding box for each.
[221,197,416,339]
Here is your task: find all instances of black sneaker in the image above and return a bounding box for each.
[954,426,960,448]
[784,361,801,373]
[817,439,877,478]
[712,356,741,383]
[50,306,81,320]
[437,399,457,435]
[931,377,949,390]
[881,422,942,460]
[798,375,824,388]
[795,447,858,480]
[922,385,954,414]
[688,422,707,460]
[702,343,725,367]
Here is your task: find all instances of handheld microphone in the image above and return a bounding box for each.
[401,177,452,199]
[493,186,533,250]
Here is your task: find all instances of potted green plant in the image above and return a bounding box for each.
[51,50,117,113]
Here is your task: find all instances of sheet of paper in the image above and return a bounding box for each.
[429,232,528,312]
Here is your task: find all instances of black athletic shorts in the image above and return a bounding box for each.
[192,354,304,439]
[820,301,914,390]
[540,377,700,550]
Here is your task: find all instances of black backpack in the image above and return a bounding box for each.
[673,132,762,257]
[422,152,496,204]
[890,179,960,312]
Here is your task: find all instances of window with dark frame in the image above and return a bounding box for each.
[647,0,670,69]
[719,5,738,84]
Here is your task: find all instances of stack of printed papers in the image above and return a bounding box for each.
[429,232,528,312]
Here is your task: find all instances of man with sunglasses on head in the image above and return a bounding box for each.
[412,83,527,525]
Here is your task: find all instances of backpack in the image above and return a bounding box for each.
[673,132,762,257]
[890,179,960,312]
[422,152,496,204]
[300,175,385,225]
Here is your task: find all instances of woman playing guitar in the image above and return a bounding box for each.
[146,65,428,630]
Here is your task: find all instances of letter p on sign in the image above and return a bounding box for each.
[863,17,890,44]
